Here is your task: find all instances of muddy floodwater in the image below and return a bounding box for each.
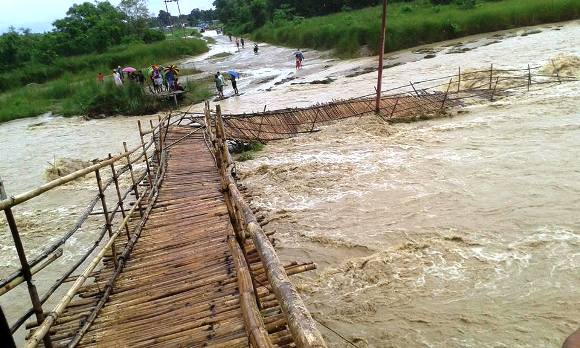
[1,20,579,346]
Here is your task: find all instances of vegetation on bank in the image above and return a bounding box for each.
[0,0,213,123]
[234,141,266,162]
[228,0,580,56]
[0,75,212,123]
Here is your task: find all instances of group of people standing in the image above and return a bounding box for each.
[97,65,183,95]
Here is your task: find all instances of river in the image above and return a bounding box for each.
[1,21,579,346]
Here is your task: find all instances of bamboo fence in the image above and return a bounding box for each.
[183,64,577,142]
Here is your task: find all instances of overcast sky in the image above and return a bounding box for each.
[0,0,215,33]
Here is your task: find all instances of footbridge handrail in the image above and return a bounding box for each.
[208,103,328,348]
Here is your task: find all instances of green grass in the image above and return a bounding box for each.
[0,77,212,122]
[252,0,580,56]
[234,141,265,162]
[0,38,210,123]
[0,38,208,93]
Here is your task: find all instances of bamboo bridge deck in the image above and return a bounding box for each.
[45,128,317,347]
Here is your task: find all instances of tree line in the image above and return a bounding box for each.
[155,9,217,28]
[0,0,163,70]
[213,0,384,32]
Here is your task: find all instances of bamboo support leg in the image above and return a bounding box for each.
[137,120,153,187]
[123,142,143,217]
[108,154,130,239]
[95,169,118,268]
[0,179,53,348]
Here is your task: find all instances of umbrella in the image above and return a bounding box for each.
[164,65,180,75]
[122,67,137,73]
[227,70,240,78]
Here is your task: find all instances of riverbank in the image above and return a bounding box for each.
[252,0,580,56]
[0,38,210,123]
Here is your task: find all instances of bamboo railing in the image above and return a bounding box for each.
[207,103,328,348]
[0,114,171,347]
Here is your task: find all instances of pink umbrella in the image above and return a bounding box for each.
[122,67,137,73]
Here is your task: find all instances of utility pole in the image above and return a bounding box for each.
[375,0,389,114]
[164,0,174,37]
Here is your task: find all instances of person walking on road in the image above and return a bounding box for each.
[230,73,239,95]
[294,49,304,70]
[241,38,245,49]
[214,73,225,98]
[235,38,240,51]
[253,43,259,55]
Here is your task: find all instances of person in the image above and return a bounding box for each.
[152,67,163,93]
[137,71,145,85]
[230,73,239,95]
[241,38,245,49]
[235,38,240,51]
[113,70,123,87]
[166,69,175,91]
[253,43,259,55]
[117,66,124,80]
[214,73,224,98]
[97,72,104,84]
[229,34,232,41]
[295,49,304,70]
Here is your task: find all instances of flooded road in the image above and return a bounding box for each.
[1,20,579,346]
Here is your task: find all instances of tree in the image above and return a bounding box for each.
[118,0,149,20]
[158,10,172,27]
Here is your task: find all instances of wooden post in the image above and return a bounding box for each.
[0,306,16,348]
[457,67,461,93]
[527,64,532,91]
[137,120,153,187]
[215,105,244,242]
[489,63,493,90]
[94,169,118,268]
[441,79,452,109]
[410,81,420,97]
[390,97,399,118]
[149,120,159,164]
[0,178,53,348]
[375,0,389,113]
[123,142,142,217]
[551,59,561,84]
[108,154,130,239]
[490,77,499,101]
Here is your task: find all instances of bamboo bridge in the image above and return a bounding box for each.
[0,64,574,347]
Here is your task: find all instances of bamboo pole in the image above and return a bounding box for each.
[490,77,500,101]
[137,120,153,187]
[108,154,130,239]
[25,189,148,348]
[123,142,142,217]
[214,106,244,242]
[228,185,326,348]
[0,145,142,211]
[441,79,452,109]
[227,236,273,348]
[458,67,461,93]
[489,63,493,90]
[0,178,53,348]
[0,306,16,348]
[527,64,532,91]
[375,0,389,113]
[95,169,118,268]
[0,249,63,296]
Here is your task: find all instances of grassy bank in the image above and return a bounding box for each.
[0,38,208,93]
[252,0,580,56]
[0,38,210,123]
